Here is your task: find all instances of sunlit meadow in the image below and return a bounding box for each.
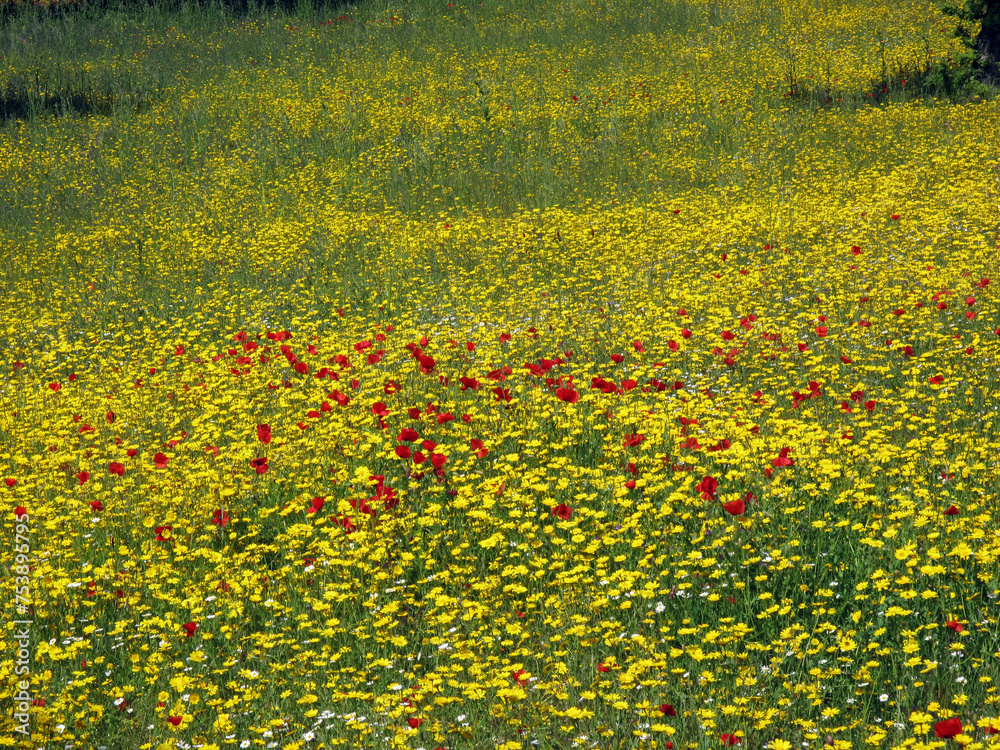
[1,0,999,747]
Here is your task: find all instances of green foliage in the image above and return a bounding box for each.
[934,0,1000,86]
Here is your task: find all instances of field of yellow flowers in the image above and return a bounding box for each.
[1,0,1000,747]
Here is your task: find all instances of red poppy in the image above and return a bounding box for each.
[933,718,962,738]
[720,734,741,746]
[395,445,412,459]
[14,506,26,517]
[48,382,61,392]
[512,669,529,686]
[556,387,579,404]
[772,448,794,467]
[928,375,944,384]
[257,424,272,444]
[493,387,512,403]
[815,326,828,337]
[155,525,173,541]
[660,703,677,716]
[591,376,614,393]
[623,434,645,448]
[182,622,197,637]
[944,505,959,516]
[695,475,718,501]
[167,716,183,727]
[722,499,745,515]
[109,461,125,477]
[89,500,104,512]
[127,448,138,458]
[596,662,611,673]
[4,478,16,488]
[371,402,390,418]
[431,453,447,470]
[552,504,573,520]
[250,457,269,475]
[851,245,862,255]
[307,497,325,514]
[153,452,169,469]
[459,376,479,391]
[407,717,424,729]
[76,471,90,485]
[890,214,901,220]
[211,508,229,527]
[945,620,964,632]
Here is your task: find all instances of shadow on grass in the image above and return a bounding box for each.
[779,37,999,110]
[0,0,358,123]
[1,0,347,22]
[0,81,161,121]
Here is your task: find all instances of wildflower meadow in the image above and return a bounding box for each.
[1,0,1000,748]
